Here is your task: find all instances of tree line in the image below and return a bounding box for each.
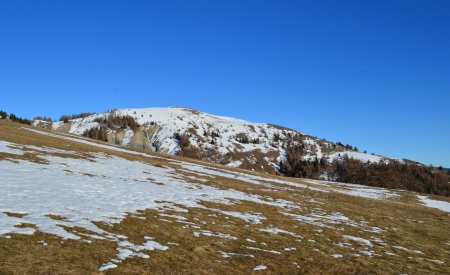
[33,116,53,122]
[279,142,450,197]
[59,112,95,123]
[0,110,32,125]
[329,156,450,196]
[93,114,139,130]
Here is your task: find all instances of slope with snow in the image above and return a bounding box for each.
[0,124,449,273]
[45,107,397,173]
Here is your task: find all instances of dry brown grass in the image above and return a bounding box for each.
[0,120,449,274]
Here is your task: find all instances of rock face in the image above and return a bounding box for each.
[40,107,391,174]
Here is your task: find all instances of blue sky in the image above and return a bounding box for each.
[0,0,449,167]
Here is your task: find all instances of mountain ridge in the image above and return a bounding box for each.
[30,107,450,197]
[33,106,392,169]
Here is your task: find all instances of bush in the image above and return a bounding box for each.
[8,113,32,125]
[173,132,221,162]
[273,133,280,142]
[83,126,108,142]
[173,133,190,148]
[180,145,221,162]
[0,110,7,119]
[59,115,70,123]
[59,112,95,122]
[0,110,31,124]
[235,133,249,144]
[94,114,139,130]
[34,116,53,122]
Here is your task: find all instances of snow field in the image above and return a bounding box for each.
[1,130,447,271]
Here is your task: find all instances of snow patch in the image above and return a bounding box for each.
[417,195,450,213]
[0,141,24,155]
[253,265,267,271]
[343,235,373,247]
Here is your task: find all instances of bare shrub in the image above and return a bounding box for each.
[235,133,249,144]
[33,116,53,122]
[59,112,95,122]
[94,114,139,130]
[82,126,108,142]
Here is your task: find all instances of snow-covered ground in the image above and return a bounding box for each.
[0,129,445,271]
[0,138,296,270]
[0,140,288,240]
[327,151,386,164]
[52,107,298,157]
[303,179,401,200]
[417,195,450,213]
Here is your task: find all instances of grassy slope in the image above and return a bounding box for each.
[0,120,449,274]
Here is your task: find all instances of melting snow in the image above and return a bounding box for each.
[193,230,237,240]
[0,141,24,155]
[0,138,311,271]
[328,151,385,164]
[1,129,442,271]
[253,265,267,271]
[215,210,265,224]
[219,251,255,258]
[258,227,302,238]
[243,246,281,254]
[98,262,118,272]
[392,246,424,255]
[304,179,400,200]
[343,235,373,247]
[417,195,450,213]
[99,238,168,271]
[428,259,445,265]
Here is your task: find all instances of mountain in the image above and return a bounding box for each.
[1,118,449,273]
[33,107,450,197]
[34,107,391,172]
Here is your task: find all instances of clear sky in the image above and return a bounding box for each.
[0,0,449,167]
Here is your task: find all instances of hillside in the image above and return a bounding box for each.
[1,119,449,274]
[33,108,395,172]
[38,107,388,167]
[33,107,450,196]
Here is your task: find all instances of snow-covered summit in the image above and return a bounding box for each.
[118,107,267,127]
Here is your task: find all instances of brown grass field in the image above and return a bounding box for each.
[0,120,449,274]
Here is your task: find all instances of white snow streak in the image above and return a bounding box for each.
[417,195,450,213]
